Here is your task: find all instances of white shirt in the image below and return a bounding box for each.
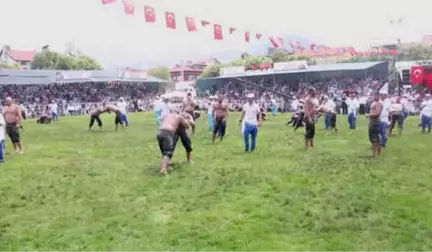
[207,102,214,114]
[159,102,170,119]
[50,103,58,114]
[346,98,359,114]
[380,100,391,124]
[0,114,5,141]
[291,99,299,111]
[242,102,261,125]
[118,101,128,114]
[324,100,336,113]
[390,103,403,114]
[421,100,432,117]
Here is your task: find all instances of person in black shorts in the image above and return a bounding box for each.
[367,92,383,157]
[328,111,338,133]
[157,112,194,174]
[89,106,106,131]
[104,104,125,131]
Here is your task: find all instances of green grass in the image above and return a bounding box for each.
[1,112,432,250]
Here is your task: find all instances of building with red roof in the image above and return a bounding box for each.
[170,58,219,82]
[1,48,36,69]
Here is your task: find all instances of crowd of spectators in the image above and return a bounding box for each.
[0,82,158,118]
[0,77,426,119]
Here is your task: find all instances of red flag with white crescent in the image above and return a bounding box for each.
[122,0,135,15]
[165,12,176,29]
[185,17,197,31]
[101,0,116,5]
[144,6,156,23]
[214,24,223,40]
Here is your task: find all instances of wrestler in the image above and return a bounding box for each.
[104,104,125,131]
[182,93,196,134]
[303,89,329,149]
[2,97,24,154]
[156,112,192,175]
[366,92,383,157]
[89,105,107,131]
[212,96,229,143]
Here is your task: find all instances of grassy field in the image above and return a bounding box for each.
[1,112,432,250]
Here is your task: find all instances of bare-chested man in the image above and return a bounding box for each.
[89,104,107,131]
[367,92,383,157]
[2,97,24,154]
[212,97,229,143]
[303,88,330,149]
[303,88,320,149]
[104,104,125,131]
[182,93,196,134]
[157,112,194,174]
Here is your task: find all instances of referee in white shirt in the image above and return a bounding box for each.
[239,94,262,152]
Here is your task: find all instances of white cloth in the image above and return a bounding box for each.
[242,102,261,126]
[324,100,336,113]
[153,100,162,112]
[0,114,4,140]
[421,100,432,117]
[50,103,58,114]
[346,98,359,115]
[118,101,128,114]
[159,103,170,120]
[380,100,391,124]
[390,103,403,114]
[207,102,214,115]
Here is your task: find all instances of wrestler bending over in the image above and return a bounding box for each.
[156,112,194,175]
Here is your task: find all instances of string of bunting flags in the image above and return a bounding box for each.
[101,0,398,57]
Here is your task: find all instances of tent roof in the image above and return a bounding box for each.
[200,61,386,80]
[0,69,168,85]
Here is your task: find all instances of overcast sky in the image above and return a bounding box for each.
[2,0,431,68]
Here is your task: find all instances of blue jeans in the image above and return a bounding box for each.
[120,113,129,126]
[243,123,258,152]
[52,112,59,121]
[155,111,161,125]
[421,115,431,132]
[379,122,388,147]
[272,106,278,116]
[324,113,330,129]
[0,140,5,162]
[348,112,356,129]
[208,113,214,131]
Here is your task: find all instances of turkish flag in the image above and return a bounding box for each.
[165,12,176,29]
[101,0,116,5]
[229,27,236,34]
[144,6,156,23]
[288,41,296,51]
[185,17,197,31]
[245,32,250,43]
[122,0,135,15]
[277,37,285,49]
[201,20,210,27]
[256,33,262,40]
[411,66,425,84]
[214,24,223,40]
[269,36,279,48]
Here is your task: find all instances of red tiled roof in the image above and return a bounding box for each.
[7,50,36,62]
[170,67,202,73]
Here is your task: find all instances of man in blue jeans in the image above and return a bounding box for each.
[239,94,262,152]
[379,95,391,148]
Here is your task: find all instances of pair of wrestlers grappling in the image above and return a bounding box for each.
[156,111,195,175]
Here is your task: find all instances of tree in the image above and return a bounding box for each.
[200,63,229,78]
[0,62,20,69]
[70,55,103,70]
[267,51,294,63]
[148,66,170,80]
[31,51,103,70]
